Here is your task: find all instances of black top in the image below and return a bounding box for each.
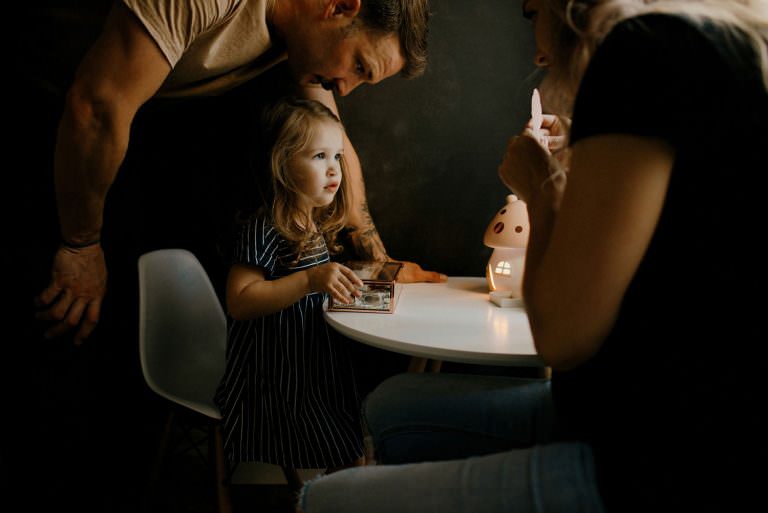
[553,14,768,512]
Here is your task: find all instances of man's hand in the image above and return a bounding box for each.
[394,261,447,283]
[35,244,107,345]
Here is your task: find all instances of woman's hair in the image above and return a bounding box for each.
[257,97,351,259]
[540,0,768,113]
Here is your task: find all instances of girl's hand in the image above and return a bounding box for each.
[307,263,364,304]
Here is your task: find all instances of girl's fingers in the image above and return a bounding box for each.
[333,283,356,304]
[339,266,364,290]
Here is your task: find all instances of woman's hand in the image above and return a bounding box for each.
[307,262,364,304]
[527,114,570,153]
[498,134,566,204]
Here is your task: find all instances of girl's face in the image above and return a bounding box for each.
[523,0,555,68]
[289,118,345,213]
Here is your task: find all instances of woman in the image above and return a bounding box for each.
[298,1,768,511]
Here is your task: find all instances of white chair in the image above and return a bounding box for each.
[138,248,231,513]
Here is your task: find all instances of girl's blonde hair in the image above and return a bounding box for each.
[541,0,768,113]
[258,97,351,259]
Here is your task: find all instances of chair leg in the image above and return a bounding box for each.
[142,411,175,513]
[281,466,304,495]
[212,424,232,513]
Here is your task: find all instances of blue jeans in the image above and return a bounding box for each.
[300,373,604,513]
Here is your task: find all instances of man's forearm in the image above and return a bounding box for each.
[347,200,389,261]
[54,96,128,245]
[298,86,391,262]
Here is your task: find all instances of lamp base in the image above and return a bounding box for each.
[489,290,524,308]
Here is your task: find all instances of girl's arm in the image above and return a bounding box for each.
[226,262,364,320]
[504,134,674,370]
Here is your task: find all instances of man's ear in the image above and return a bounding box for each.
[323,0,361,20]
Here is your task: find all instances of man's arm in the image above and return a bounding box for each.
[36,2,172,343]
[298,85,446,283]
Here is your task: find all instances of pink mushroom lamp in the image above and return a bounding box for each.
[483,194,530,307]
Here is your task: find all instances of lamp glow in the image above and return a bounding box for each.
[483,194,530,303]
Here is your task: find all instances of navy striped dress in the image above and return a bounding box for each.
[214,216,364,468]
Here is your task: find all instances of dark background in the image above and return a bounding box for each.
[16,0,539,278]
[6,1,539,510]
[338,1,539,276]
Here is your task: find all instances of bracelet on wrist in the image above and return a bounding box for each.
[62,238,101,249]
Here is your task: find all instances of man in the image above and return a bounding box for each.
[3,1,437,510]
[36,0,443,344]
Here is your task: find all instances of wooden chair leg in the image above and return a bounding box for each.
[142,411,175,513]
[213,424,232,513]
[281,466,304,495]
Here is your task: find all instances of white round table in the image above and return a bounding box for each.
[324,277,542,367]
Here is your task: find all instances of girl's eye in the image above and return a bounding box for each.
[355,61,365,76]
[334,153,342,161]
[314,152,326,160]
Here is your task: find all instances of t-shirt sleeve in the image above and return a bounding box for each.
[232,216,280,275]
[570,14,712,147]
[121,0,239,67]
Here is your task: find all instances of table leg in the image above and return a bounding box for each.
[407,357,427,373]
[427,359,443,373]
[407,357,443,373]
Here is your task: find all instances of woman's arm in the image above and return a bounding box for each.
[521,134,674,370]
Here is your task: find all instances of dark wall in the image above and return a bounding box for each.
[337,1,538,276]
[6,4,539,507]
[15,1,539,279]
[10,3,541,398]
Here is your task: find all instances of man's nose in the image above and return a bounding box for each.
[534,51,549,68]
[335,77,364,96]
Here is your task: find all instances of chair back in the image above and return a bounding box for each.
[138,249,227,420]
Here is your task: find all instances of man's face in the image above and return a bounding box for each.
[286,22,405,96]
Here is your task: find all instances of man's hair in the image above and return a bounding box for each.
[358,0,431,78]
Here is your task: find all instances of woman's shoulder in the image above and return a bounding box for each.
[601,13,705,52]
[605,11,755,68]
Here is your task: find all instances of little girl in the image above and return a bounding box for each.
[215,97,366,484]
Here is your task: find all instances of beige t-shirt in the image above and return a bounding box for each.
[122,0,287,97]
